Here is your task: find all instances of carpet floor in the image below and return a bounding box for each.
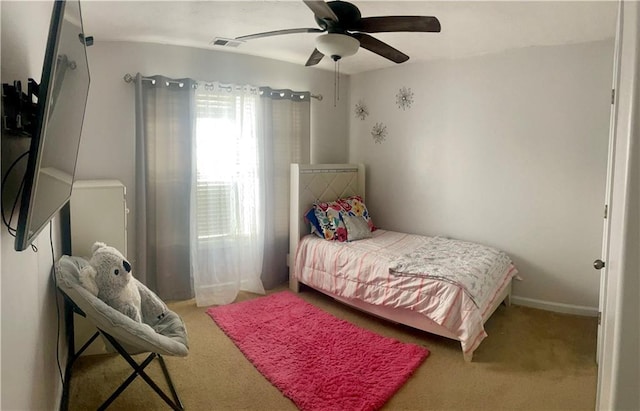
[66,285,598,410]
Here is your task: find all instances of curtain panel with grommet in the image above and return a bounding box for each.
[134,73,195,301]
[259,87,311,290]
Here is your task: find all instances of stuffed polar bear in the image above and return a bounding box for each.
[79,242,166,323]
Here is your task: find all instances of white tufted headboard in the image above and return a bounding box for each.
[288,163,365,291]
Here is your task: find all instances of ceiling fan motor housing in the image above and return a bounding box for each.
[315,1,361,33]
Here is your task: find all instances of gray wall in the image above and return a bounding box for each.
[348,40,615,312]
[1,2,66,410]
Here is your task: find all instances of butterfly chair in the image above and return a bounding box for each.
[55,255,189,410]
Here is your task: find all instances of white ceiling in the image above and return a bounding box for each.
[80,0,618,75]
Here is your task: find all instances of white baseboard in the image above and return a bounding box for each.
[511,296,599,317]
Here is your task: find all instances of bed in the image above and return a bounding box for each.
[288,164,518,362]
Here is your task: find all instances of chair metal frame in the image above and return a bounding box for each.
[60,294,185,411]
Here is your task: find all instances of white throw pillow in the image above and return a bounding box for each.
[343,215,373,241]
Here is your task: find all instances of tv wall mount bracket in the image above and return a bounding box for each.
[1,79,39,138]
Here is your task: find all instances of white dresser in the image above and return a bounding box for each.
[69,179,128,354]
[70,179,128,258]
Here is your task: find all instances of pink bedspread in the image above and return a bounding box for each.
[294,230,518,355]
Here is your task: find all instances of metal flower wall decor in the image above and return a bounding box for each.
[371,122,388,144]
[354,100,369,120]
[396,86,414,110]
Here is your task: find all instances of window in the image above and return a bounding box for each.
[194,87,260,241]
[195,180,235,239]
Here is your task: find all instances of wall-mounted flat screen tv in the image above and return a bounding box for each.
[14,0,90,251]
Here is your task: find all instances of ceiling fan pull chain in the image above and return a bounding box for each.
[332,59,342,107]
[333,60,338,107]
[337,60,340,102]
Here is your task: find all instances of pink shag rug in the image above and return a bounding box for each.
[206,291,429,411]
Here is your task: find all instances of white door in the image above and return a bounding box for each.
[596,0,623,364]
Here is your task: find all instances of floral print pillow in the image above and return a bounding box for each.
[313,201,348,242]
[336,195,376,232]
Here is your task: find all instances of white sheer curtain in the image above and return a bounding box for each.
[191,83,266,306]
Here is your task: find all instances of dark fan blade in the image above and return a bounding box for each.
[236,27,324,41]
[305,48,325,66]
[353,16,441,33]
[350,33,409,63]
[303,0,339,22]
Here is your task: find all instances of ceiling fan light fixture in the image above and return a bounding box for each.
[315,33,359,60]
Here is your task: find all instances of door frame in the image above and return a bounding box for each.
[596,0,623,365]
[596,1,639,409]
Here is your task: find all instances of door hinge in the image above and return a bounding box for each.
[604,204,608,219]
[598,311,602,325]
[611,89,616,104]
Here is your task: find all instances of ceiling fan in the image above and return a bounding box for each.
[235,0,441,66]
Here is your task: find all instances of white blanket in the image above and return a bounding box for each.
[389,236,513,309]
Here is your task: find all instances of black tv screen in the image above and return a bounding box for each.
[14,0,90,251]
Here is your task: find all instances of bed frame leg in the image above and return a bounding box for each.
[463,350,473,363]
[503,291,512,307]
[289,278,300,293]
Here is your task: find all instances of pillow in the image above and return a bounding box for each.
[343,215,373,241]
[313,201,348,242]
[304,208,323,238]
[336,195,376,232]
